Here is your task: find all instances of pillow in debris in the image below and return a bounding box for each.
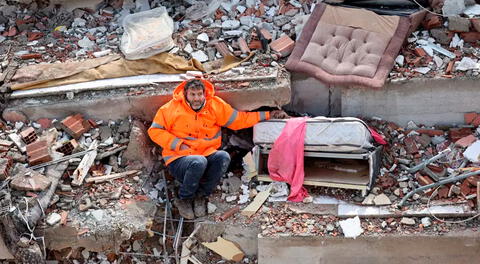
[286,3,410,88]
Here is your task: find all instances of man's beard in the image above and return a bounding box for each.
[188,100,205,111]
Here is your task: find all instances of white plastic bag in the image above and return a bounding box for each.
[120,7,174,60]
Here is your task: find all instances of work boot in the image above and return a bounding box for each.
[173,198,194,219]
[193,196,207,217]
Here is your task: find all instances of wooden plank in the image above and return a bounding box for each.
[85,170,139,183]
[241,187,271,217]
[202,237,244,262]
[71,140,98,186]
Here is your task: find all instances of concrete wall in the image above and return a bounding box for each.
[341,77,480,126]
[259,231,480,264]
[3,77,291,122]
[286,73,341,117]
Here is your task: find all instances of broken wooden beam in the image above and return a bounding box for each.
[241,187,271,217]
[202,237,244,262]
[85,170,139,184]
[71,140,98,186]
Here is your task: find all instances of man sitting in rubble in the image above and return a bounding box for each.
[148,78,287,219]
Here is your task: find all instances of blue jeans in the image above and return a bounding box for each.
[168,151,231,199]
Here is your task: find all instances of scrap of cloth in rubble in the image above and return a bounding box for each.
[267,117,309,202]
[285,3,411,88]
[10,53,205,90]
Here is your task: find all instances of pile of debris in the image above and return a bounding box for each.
[367,114,480,209]
[0,113,161,261]
[392,1,480,79]
[0,0,305,71]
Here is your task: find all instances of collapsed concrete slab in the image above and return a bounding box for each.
[41,200,156,252]
[3,68,291,122]
[341,77,480,126]
[258,231,480,264]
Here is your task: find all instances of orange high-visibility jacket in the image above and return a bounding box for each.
[148,79,270,165]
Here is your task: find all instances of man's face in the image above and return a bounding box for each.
[185,88,205,111]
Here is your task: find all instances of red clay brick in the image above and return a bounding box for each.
[449,127,473,142]
[464,112,477,125]
[237,37,251,54]
[414,129,444,137]
[214,41,233,57]
[455,134,477,148]
[259,28,272,41]
[438,186,449,198]
[26,140,52,166]
[466,175,480,187]
[270,35,295,57]
[61,114,91,139]
[422,13,442,29]
[404,137,419,154]
[460,180,472,196]
[472,115,480,127]
[416,173,434,186]
[20,53,42,60]
[248,39,262,50]
[20,127,38,145]
[446,61,454,74]
[414,47,427,57]
[0,157,13,180]
[472,18,480,32]
[55,139,79,155]
[460,32,480,43]
[27,32,44,41]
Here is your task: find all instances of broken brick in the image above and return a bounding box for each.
[26,140,52,166]
[37,118,52,129]
[214,41,233,57]
[259,28,272,41]
[416,173,434,186]
[438,187,449,199]
[449,127,473,142]
[403,137,418,154]
[20,53,42,60]
[466,175,480,187]
[414,47,427,57]
[470,18,480,32]
[20,127,38,145]
[237,37,251,54]
[455,134,477,148]
[472,115,480,127]
[270,35,295,57]
[6,26,18,37]
[55,139,79,155]
[414,129,444,137]
[248,39,263,50]
[459,32,480,43]
[422,14,442,30]
[460,180,472,196]
[446,61,454,74]
[27,32,44,41]
[464,112,477,125]
[0,158,13,180]
[61,114,92,139]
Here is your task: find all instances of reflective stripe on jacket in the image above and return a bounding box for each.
[148,79,270,165]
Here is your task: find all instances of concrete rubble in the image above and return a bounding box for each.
[1,0,480,263]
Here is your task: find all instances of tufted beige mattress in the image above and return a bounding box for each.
[286,4,411,88]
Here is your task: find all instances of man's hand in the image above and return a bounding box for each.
[270,110,290,119]
[180,143,189,150]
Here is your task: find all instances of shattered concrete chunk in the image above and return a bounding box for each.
[10,165,51,191]
[400,217,416,225]
[373,193,391,205]
[46,213,62,226]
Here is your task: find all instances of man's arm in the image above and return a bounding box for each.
[214,97,288,130]
[148,108,187,152]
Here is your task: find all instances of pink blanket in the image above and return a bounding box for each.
[267,117,309,202]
